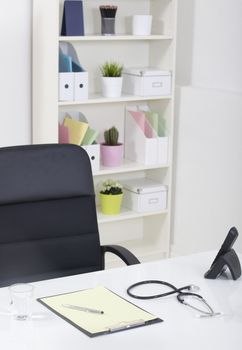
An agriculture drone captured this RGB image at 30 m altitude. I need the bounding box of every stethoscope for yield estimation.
[127,280,221,317]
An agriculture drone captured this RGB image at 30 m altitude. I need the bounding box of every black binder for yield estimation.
[61,0,85,36]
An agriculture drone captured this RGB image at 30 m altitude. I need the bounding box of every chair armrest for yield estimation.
[101,245,140,266]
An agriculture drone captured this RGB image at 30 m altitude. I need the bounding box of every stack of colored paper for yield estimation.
[58,112,99,146]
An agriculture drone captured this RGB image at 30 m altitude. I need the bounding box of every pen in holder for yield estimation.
[99,5,118,35]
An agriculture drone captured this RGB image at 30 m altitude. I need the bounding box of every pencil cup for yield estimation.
[9,283,34,321]
[132,15,153,36]
[101,17,115,35]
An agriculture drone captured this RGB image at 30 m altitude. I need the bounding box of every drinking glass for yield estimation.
[9,283,34,320]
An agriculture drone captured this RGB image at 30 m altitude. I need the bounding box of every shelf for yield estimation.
[97,206,168,224]
[123,244,168,263]
[33,0,177,265]
[104,247,167,268]
[59,34,173,42]
[93,159,169,176]
[59,94,172,106]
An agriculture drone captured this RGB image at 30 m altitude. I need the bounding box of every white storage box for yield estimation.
[81,144,100,173]
[122,178,167,213]
[123,68,171,96]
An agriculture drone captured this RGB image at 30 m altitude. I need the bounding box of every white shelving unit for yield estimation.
[58,94,172,106]
[59,35,173,41]
[33,0,177,265]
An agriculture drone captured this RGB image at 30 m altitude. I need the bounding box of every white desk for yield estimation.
[0,252,241,350]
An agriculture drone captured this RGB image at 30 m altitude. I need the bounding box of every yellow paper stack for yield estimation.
[63,117,88,145]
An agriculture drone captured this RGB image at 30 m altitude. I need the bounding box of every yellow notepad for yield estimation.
[63,117,88,145]
[38,286,162,337]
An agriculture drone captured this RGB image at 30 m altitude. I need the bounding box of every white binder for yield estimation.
[59,72,74,101]
[125,109,169,165]
[125,109,158,165]
[81,144,100,173]
[74,72,88,100]
[157,136,168,164]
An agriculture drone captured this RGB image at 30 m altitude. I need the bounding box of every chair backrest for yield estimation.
[0,144,102,287]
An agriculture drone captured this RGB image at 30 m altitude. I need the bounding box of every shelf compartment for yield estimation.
[93,159,169,176]
[123,244,168,263]
[97,206,168,224]
[59,94,172,106]
[59,35,173,42]
[104,248,167,268]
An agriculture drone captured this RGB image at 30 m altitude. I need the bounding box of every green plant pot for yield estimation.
[99,193,123,215]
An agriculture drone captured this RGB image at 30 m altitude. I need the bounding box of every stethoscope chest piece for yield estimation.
[177,292,217,317]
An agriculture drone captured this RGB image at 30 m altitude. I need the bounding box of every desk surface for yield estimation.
[0,252,241,350]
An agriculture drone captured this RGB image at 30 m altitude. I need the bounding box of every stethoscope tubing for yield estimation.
[127,280,198,300]
[127,279,217,317]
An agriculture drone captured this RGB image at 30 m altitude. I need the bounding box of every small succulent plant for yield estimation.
[104,126,119,145]
[100,179,123,195]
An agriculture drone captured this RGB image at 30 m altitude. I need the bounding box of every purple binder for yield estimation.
[61,0,85,36]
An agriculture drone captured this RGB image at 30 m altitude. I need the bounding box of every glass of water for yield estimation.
[9,283,34,320]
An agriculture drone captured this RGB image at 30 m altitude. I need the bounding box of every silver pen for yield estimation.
[62,303,104,314]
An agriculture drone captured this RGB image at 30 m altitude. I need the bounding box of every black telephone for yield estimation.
[204,227,241,280]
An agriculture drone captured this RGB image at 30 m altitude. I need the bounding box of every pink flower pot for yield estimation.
[100,144,124,167]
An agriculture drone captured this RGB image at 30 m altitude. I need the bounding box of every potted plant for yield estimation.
[100,126,123,167]
[100,61,123,98]
[99,179,123,215]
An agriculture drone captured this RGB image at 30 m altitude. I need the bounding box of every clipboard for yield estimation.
[37,286,163,337]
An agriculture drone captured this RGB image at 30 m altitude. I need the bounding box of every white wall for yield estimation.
[173,87,242,253]
[176,0,242,92]
[191,0,242,93]
[173,0,242,254]
[0,0,31,147]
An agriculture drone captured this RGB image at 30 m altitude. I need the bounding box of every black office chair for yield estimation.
[0,144,139,287]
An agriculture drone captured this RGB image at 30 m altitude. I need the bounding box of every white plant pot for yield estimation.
[101,77,123,98]
[132,15,153,36]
